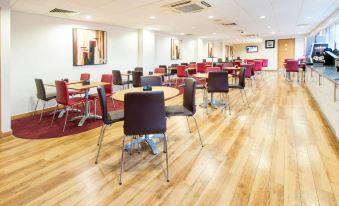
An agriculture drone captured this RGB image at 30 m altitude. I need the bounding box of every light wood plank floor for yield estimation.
[1,72,339,206]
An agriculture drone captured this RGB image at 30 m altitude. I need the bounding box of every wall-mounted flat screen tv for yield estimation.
[246,46,258,53]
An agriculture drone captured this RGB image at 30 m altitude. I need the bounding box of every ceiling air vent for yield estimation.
[49,8,80,17]
[221,22,237,26]
[162,0,211,13]
[185,33,194,36]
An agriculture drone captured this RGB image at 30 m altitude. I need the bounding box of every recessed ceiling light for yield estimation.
[180,33,185,35]
[212,32,216,35]
[208,15,214,19]
[192,26,195,29]
[267,25,271,29]
[271,31,276,34]
[260,15,266,19]
[146,27,154,30]
[149,16,156,19]
[85,16,92,19]
[307,16,312,19]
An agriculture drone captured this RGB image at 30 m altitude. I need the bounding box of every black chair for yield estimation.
[134,67,143,74]
[120,91,169,184]
[189,62,196,64]
[95,86,124,164]
[207,71,231,115]
[202,59,206,62]
[140,76,162,86]
[229,68,250,108]
[181,63,188,66]
[218,58,223,63]
[132,71,143,87]
[33,79,56,121]
[112,70,129,89]
[165,78,203,147]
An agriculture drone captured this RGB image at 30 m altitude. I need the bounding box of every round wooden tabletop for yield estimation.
[224,67,241,70]
[145,73,164,76]
[112,86,180,102]
[193,73,208,79]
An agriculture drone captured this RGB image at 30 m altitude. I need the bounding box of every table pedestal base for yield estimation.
[124,134,164,155]
[70,113,102,126]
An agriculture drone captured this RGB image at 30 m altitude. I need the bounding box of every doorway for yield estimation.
[278,38,295,69]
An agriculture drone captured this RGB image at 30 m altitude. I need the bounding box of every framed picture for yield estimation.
[73,28,107,66]
[265,40,275,49]
[208,43,214,57]
[246,46,258,53]
[171,39,182,60]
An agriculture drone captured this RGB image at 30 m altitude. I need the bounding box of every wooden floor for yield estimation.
[1,72,339,206]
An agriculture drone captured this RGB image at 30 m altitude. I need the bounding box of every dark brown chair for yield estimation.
[33,79,56,121]
[112,70,129,89]
[95,86,124,164]
[170,64,178,75]
[134,67,143,74]
[229,67,249,108]
[120,91,169,184]
[132,71,143,87]
[140,76,162,86]
[207,71,231,115]
[165,78,203,147]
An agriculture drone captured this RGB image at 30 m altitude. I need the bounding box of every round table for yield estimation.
[112,86,180,102]
[112,86,180,155]
[193,73,208,79]
[223,67,241,71]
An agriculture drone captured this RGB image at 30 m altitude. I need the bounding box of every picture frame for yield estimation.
[265,40,275,49]
[208,43,214,57]
[171,39,182,60]
[73,28,107,66]
[246,46,258,53]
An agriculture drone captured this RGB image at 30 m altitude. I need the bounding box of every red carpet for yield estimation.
[12,86,184,139]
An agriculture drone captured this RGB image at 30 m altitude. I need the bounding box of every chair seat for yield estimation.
[68,97,86,106]
[229,84,243,89]
[165,105,193,117]
[44,92,56,100]
[89,93,112,100]
[107,110,124,123]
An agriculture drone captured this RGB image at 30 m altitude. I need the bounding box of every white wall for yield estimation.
[231,36,305,70]
[11,12,138,116]
[154,32,198,67]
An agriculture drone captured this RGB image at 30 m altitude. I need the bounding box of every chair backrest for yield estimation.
[80,73,90,81]
[132,71,143,87]
[55,80,70,105]
[207,71,229,93]
[240,64,253,78]
[97,86,110,125]
[196,63,206,73]
[254,60,263,71]
[159,65,167,69]
[35,79,47,100]
[112,70,122,85]
[101,74,113,95]
[154,67,166,74]
[206,67,221,73]
[205,62,212,66]
[286,60,299,72]
[238,67,246,88]
[233,61,241,67]
[171,64,178,68]
[181,63,188,66]
[262,59,268,67]
[183,78,197,115]
[134,67,143,74]
[202,59,206,62]
[177,65,187,77]
[124,91,166,135]
[140,76,162,86]
[189,62,196,64]
[188,63,197,69]
[245,59,254,64]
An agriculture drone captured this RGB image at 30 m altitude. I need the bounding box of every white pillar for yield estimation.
[0,0,11,136]
[137,29,155,73]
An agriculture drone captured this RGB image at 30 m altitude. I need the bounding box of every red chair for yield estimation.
[285,60,300,81]
[233,61,241,67]
[245,59,254,64]
[205,62,212,67]
[70,73,91,96]
[80,73,90,80]
[262,59,268,67]
[240,64,255,88]
[187,63,197,75]
[176,65,187,86]
[154,67,166,81]
[89,74,114,114]
[197,63,206,73]
[51,80,86,132]
[253,60,264,79]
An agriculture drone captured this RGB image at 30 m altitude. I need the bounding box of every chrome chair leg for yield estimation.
[50,104,59,127]
[62,109,69,132]
[39,101,46,122]
[97,125,105,146]
[186,117,191,133]
[33,99,40,118]
[192,116,204,147]
[137,136,141,154]
[227,94,231,115]
[119,136,127,185]
[95,125,107,164]
[243,89,250,108]
[163,133,169,182]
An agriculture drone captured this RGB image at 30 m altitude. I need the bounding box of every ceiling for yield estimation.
[10,0,339,42]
